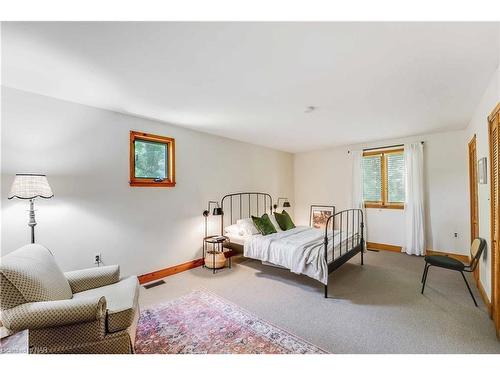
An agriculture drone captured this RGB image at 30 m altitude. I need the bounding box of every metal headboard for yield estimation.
[220,192,273,234]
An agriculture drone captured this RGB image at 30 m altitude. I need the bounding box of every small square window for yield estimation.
[134,140,167,179]
[130,131,175,187]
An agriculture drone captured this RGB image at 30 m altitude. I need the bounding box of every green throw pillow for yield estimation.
[274,210,296,231]
[251,214,277,236]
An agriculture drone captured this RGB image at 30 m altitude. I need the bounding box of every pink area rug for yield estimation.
[135,290,327,354]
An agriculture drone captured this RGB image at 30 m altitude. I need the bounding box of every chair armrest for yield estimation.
[65,265,120,293]
[1,296,106,331]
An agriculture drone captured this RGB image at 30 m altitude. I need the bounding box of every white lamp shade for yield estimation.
[8,174,54,200]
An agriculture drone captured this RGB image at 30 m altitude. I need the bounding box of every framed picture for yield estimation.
[478,157,487,184]
[309,205,335,229]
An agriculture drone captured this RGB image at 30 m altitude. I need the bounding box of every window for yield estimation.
[363,148,404,209]
[129,131,175,187]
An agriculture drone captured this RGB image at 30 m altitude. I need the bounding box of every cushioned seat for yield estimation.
[0,244,139,353]
[73,275,139,333]
[424,255,464,271]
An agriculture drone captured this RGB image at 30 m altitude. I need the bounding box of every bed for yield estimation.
[219,192,365,298]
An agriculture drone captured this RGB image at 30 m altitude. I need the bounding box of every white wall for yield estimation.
[294,129,470,255]
[0,87,294,276]
[464,65,500,300]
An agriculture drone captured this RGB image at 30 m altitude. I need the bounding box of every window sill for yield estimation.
[129,180,176,188]
[364,203,404,210]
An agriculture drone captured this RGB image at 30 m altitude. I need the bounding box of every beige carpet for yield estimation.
[139,251,500,353]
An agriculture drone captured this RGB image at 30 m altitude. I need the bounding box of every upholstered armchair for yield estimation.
[0,244,139,354]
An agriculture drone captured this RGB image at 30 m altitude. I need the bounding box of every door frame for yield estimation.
[488,102,500,337]
[468,134,479,281]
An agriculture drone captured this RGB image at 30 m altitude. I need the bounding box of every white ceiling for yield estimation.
[2,22,499,153]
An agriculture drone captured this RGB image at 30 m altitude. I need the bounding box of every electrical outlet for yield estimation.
[454,232,458,238]
[94,253,102,265]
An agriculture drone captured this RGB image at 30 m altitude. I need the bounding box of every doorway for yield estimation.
[488,102,500,337]
[468,134,479,281]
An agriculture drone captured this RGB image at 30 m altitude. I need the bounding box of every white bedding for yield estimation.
[244,226,358,285]
[225,233,249,246]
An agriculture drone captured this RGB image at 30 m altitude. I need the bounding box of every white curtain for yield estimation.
[351,150,364,209]
[404,143,425,256]
[351,150,366,247]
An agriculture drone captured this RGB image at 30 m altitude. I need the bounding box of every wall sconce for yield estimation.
[203,201,223,238]
[273,197,291,211]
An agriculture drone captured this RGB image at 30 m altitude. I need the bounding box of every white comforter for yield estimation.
[244,226,354,285]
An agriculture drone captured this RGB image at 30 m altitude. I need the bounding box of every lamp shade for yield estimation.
[283,201,291,208]
[8,174,54,200]
[213,207,223,215]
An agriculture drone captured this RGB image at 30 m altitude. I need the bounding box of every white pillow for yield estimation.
[224,224,243,236]
[269,213,283,232]
[237,218,259,236]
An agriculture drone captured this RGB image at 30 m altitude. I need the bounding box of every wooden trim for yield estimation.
[138,258,204,284]
[367,242,402,252]
[129,181,176,187]
[425,249,470,264]
[477,278,492,317]
[468,134,479,282]
[363,148,404,157]
[129,130,176,188]
[488,101,500,122]
[365,202,404,210]
[138,249,238,285]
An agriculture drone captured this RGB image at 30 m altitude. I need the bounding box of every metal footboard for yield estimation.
[323,209,365,298]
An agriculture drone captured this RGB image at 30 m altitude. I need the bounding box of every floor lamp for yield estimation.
[8,173,54,244]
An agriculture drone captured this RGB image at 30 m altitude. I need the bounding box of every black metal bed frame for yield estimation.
[323,209,364,298]
[220,192,273,233]
[217,192,364,298]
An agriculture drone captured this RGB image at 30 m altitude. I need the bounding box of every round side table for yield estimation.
[203,235,231,274]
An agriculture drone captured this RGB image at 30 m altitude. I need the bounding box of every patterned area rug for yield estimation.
[135,290,327,354]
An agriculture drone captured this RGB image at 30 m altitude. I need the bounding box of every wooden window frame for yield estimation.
[363,148,404,210]
[129,130,176,188]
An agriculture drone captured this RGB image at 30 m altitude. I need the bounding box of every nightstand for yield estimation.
[203,235,231,274]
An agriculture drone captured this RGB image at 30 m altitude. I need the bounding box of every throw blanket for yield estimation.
[244,226,350,285]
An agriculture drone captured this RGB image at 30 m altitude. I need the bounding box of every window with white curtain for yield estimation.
[362,148,405,209]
